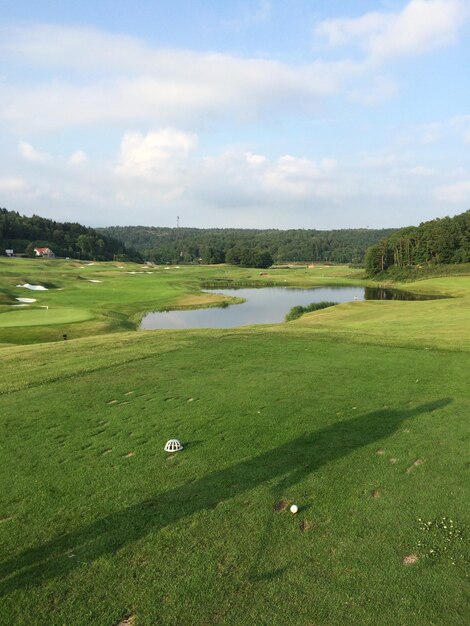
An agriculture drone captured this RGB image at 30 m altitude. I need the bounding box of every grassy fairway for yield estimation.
[1,331,469,625]
[288,275,470,351]
[0,258,364,344]
[0,261,469,625]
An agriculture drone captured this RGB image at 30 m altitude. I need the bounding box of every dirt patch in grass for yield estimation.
[376,448,385,455]
[389,457,398,463]
[273,499,289,512]
[371,490,381,498]
[115,616,136,626]
[402,554,419,565]
[124,452,135,458]
[300,519,312,531]
[407,459,425,473]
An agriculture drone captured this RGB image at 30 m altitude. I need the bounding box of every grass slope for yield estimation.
[1,329,469,625]
[0,261,469,625]
[291,276,470,351]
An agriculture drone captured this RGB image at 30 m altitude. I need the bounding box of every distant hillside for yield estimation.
[365,210,470,276]
[98,225,398,265]
[0,208,141,261]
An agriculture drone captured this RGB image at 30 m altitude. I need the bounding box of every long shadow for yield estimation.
[0,398,451,596]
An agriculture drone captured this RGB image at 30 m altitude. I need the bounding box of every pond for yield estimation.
[139,285,441,330]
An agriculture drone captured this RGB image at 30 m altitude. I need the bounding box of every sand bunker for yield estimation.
[15,297,37,303]
[16,283,48,291]
[87,279,102,283]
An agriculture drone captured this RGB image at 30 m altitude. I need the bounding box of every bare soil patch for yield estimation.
[115,616,136,626]
[407,459,425,473]
[402,554,419,565]
[273,499,289,512]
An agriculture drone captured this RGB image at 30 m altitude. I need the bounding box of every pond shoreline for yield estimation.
[139,285,445,331]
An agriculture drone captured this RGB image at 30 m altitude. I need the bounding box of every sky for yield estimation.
[0,0,469,230]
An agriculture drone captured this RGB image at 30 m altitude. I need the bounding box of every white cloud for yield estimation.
[0,176,26,192]
[450,114,470,144]
[435,179,470,202]
[420,122,443,144]
[4,130,462,229]
[116,129,198,179]
[18,140,51,163]
[315,0,467,64]
[0,24,364,132]
[411,115,470,145]
[68,150,88,166]
[245,152,267,166]
[401,165,435,176]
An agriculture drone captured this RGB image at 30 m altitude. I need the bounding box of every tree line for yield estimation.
[0,208,141,261]
[99,225,397,266]
[364,210,470,276]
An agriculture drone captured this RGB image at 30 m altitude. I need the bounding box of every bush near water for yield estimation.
[285,301,337,321]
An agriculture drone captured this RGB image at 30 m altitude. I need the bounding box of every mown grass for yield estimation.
[0,258,365,345]
[289,276,470,351]
[0,260,469,625]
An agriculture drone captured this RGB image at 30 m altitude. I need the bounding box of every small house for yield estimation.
[34,247,55,258]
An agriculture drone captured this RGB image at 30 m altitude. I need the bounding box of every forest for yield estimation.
[99,225,397,266]
[364,210,470,276]
[0,208,141,261]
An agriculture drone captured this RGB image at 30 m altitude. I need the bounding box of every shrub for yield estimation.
[285,301,337,322]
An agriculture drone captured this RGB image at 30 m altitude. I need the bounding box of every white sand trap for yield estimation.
[164,267,170,270]
[16,297,37,303]
[86,263,95,266]
[87,279,102,283]
[16,283,48,291]
[11,303,28,307]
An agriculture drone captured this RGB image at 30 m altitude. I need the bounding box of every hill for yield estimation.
[98,225,398,265]
[0,208,141,262]
[365,210,470,276]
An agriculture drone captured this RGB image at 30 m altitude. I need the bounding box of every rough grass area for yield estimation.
[1,328,469,626]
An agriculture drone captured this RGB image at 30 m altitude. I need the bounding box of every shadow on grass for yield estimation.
[0,398,451,596]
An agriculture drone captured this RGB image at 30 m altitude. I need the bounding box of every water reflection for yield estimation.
[365,287,440,301]
[140,285,442,331]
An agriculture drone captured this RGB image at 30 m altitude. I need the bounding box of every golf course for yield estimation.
[0,258,469,625]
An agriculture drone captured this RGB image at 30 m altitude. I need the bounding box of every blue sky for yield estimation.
[1,0,469,229]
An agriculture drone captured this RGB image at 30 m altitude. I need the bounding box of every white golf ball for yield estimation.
[290,504,298,514]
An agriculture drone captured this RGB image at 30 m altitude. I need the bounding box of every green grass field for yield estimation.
[0,259,469,625]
